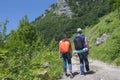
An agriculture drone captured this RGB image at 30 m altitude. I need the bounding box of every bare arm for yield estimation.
[85,37,89,48]
[85,37,90,54]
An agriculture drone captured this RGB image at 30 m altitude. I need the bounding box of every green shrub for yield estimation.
[87,10,120,65]
[114,57,120,66]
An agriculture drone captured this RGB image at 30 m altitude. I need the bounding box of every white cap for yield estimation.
[77,28,82,32]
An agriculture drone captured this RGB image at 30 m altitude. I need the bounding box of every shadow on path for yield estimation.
[85,70,96,75]
[72,72,79,77]
[72,70,95,77]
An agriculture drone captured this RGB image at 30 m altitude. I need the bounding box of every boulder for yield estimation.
[36,70,49,79]
[96,33,108,45]
[43,62,50,68]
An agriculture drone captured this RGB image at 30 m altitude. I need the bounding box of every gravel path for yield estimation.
[59,56,120,80]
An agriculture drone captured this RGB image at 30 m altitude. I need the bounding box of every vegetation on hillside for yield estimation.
[32,0,120,43]
[0,0,120,79]
[0,16,63,79]
[85,10,120,65]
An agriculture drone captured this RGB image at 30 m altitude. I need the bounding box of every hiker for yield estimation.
[59,34,73,78]
[73,28,90,75]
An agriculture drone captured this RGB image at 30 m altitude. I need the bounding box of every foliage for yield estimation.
[31,52,62,80]
[1,0,120,79]
[85,10,120,65]
[0,16,63,79]
[0,19,9,48]
[109,0,120,10]
[30,0,119,44]
[69,0,110,25]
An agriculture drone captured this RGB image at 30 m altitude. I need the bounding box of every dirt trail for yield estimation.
[59,56,120,80]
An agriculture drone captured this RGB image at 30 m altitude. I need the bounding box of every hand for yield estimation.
[59,56,62,60]
[87,50,90,55]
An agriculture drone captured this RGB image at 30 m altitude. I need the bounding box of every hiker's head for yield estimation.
[62,34,67,39]
[77,28,82,33]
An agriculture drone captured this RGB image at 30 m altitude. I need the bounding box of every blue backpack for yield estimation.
[74,35,85,50]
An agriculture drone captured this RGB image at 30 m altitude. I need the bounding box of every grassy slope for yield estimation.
[85,10,120,66]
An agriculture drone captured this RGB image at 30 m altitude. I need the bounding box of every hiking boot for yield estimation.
[85,70,91,74]
[86,68,90,72]
[69,72,73,78]
[80,72,85,76]
[65,73,69,77]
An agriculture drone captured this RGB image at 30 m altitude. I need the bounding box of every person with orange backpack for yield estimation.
[59,34,73,78]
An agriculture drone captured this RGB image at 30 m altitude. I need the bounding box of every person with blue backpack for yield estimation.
[73,28,90,75]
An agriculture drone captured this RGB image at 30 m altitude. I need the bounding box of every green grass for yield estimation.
[85,10,120,66]
[31,51,63,80]
[0,50,63,80]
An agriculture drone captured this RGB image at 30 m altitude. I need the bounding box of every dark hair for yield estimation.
[62,34,67,39]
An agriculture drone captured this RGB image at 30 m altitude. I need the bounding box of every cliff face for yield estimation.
[56,0,73,18]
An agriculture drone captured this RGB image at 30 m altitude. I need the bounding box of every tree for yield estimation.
[0,20,9,40]
[0,19,9,47]
[117,0,120,19]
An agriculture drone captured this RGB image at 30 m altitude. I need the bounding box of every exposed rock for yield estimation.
[43,62,50,68]
[36,70,49,78]
[2,78,13,80]
[56,0,73,18]
[96,33,108,45]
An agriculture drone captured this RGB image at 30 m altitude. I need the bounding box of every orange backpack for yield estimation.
[59,40,71,53]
